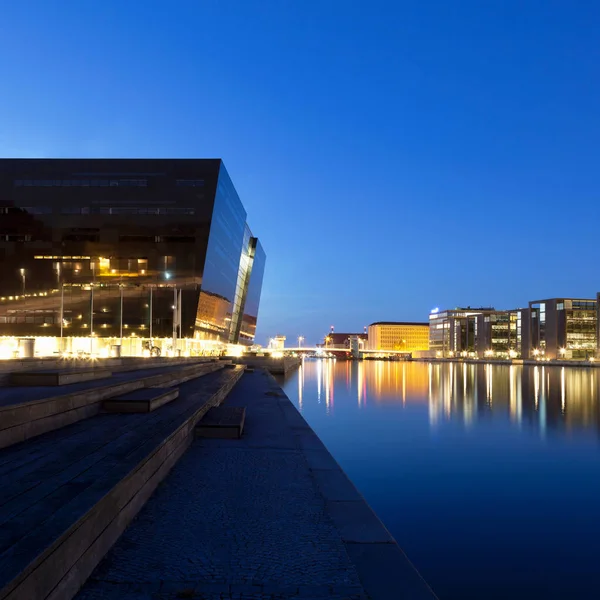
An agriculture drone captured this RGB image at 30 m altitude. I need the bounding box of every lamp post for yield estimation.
[89,284,94,356]
[298,335,304,348]
[149,285,153,345]
[19,268,25,295]
[119,284,124,348]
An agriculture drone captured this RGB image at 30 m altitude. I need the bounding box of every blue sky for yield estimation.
[1,1,599,345]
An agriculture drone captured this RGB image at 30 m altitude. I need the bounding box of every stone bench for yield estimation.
[196,405,246,439]
[0,361,226,450]
[103,388,180,413]
[10,368,112,387]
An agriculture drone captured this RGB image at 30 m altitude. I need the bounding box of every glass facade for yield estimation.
[239,239,266,345]
[194,164,247,342]
[526,298,597,359]
[429,308,496,357]
[0,159,265,356]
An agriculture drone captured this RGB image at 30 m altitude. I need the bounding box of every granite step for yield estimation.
[103,387,180,413]
[195,405,246,439]
[0,361,226,450]
[0,366,245,600]
[10,369,112,387]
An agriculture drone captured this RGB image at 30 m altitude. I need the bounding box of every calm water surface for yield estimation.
[281,359,600,600]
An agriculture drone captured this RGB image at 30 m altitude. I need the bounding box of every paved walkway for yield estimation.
[77,370,436,599]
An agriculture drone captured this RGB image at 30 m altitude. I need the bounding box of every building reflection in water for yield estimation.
[295,359,600,435]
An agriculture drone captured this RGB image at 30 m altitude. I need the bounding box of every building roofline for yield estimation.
[529,298,596,303]
[369,321,429,327]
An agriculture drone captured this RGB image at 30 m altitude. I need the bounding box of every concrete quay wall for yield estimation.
[415,357,600,368]
[231,355,302,374]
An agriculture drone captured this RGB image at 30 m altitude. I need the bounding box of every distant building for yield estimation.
[268,335,286,350]
[368,322,429,352]
[325,332,367,349]
[522,298,597,359]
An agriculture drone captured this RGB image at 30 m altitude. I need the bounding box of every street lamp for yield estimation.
[298,335,304,348]
[19,268,25,295]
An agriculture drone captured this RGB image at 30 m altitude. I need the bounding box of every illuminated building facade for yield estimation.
[523,298,597,360]
[0,159,265,356]
[428,308,496,357]
[474,309,522,358]
[368,322,429,353]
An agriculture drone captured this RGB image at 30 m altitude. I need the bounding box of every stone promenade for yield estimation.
[76,370,437,599]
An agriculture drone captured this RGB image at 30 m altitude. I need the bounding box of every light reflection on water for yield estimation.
[282,359,600,600]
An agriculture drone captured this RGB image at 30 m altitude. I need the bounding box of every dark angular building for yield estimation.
[0,159,266,356]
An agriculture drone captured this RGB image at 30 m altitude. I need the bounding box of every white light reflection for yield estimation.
[561,367,566,413]
[509,365,522,425]
[534,366,539,410]
[486,364,493,405]
[325,361,330,412]
[540,367,547,435]
[357,361,364,407]
[316,359,322,403]
[298,363,303,411]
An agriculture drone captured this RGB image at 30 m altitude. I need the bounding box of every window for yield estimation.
[21,207,53,214]
[119,235,155,243]
[62,233,99,242]
[88,206,195,215]
[60,207,91,214]
[14,179,148,187]
[160,236,195,243]
[176,179,204,187]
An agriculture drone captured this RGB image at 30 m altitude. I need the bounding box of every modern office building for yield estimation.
[474,309,522,358]
[0,159,266,357]
[428,307,496,356]
[522,298,597,359]
[368,322,429,353]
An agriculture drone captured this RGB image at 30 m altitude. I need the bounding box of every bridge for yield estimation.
[263,347,413,356]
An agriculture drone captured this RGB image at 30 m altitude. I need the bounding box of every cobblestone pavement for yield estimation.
[77,370,369,600]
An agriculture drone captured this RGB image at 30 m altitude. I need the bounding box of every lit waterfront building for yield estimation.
[324,332,368,350]
[428,308,496,357]
[0,159,266,357]
[474,309,522,358]
[522,298,597,360]
[367,321,429,353]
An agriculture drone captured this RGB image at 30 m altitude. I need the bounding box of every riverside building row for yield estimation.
[429,297,600,360]
[0,158,266,358]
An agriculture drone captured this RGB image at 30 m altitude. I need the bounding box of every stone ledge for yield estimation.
[0,362,226,449]
[103,387,180,413]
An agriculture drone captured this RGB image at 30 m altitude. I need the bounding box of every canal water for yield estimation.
[281,359,600,600]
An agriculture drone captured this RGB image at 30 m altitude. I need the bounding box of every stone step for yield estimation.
[0,361,226,450]
[0,366,245,600]
[103,387,180,413]
[10,369,112,387]
[195,405,246,439]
